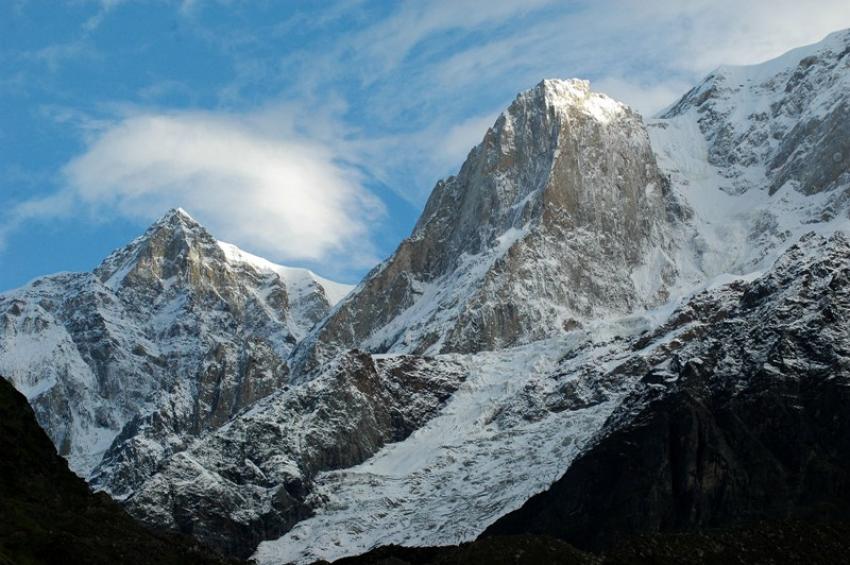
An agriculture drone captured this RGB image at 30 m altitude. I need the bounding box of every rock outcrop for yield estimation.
[125,352,465,558]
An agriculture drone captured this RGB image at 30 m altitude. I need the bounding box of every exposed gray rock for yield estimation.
[296,79,682,369]
[125,351,466,558]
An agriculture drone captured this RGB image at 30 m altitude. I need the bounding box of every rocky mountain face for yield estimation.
[0,375,233,565]
[125,353,465,558]
[119,78,689,561]
[253,30,850,563]
[485,232,850,546]
[0,208,351,482]
[296,79,684,368]
[662,30,850,199]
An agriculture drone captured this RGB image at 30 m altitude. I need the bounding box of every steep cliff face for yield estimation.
[0,208,351,481]
[254,31,850,563]
[486,232,850,547]
[298,79,682,365]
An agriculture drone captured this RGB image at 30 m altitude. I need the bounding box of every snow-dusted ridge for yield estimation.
[216,241,352,307]
[255,306,678,563]
[649,27,850,277]
[0,208,352,481]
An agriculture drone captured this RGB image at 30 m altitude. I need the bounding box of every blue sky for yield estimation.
[3,0,850,290]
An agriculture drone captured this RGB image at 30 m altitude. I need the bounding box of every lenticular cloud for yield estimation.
[64,112,383,265]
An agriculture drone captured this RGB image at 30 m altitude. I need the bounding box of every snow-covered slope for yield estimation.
[649,28,850,276]
[255,309,674,564]
[245,30,850,562]
[0,208,351,482]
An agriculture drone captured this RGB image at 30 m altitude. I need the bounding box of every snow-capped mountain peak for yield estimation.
[649,27,850,277]
[533,78,628,124]
[0,209,352,482]
[293,78,682,372]
[95,207,219,291]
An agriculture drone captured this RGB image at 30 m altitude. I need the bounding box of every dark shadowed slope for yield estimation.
[0,375,236,565]
[325,521,850,565]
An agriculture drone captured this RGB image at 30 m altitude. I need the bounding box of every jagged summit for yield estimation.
[523,78,628,123]
[0,209,352,479]
[170,206,196,220]
[95,208,219,291]
[135,207,204,244]
[150,206,198,225]
[293,77,682,368]
[94,209,350,315]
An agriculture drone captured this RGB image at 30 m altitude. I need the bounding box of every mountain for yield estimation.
[252,30,850,563]
[0,208,352,488]
[120,78,691,560]
[294,79,687,369]
[125,353,465,558]
[0,375,234,565]
[648,28,850,275]
[5,28,850,565]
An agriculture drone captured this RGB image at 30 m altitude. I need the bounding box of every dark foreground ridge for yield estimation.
[326,521,850,565]
[0,376,237,565]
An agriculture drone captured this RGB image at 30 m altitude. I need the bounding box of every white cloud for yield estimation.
[346,0,556,75]
[632,0,850,73]
[24,110,384,267]
[435,113,500,168]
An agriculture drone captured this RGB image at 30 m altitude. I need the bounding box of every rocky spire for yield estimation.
[295,79,682,366]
